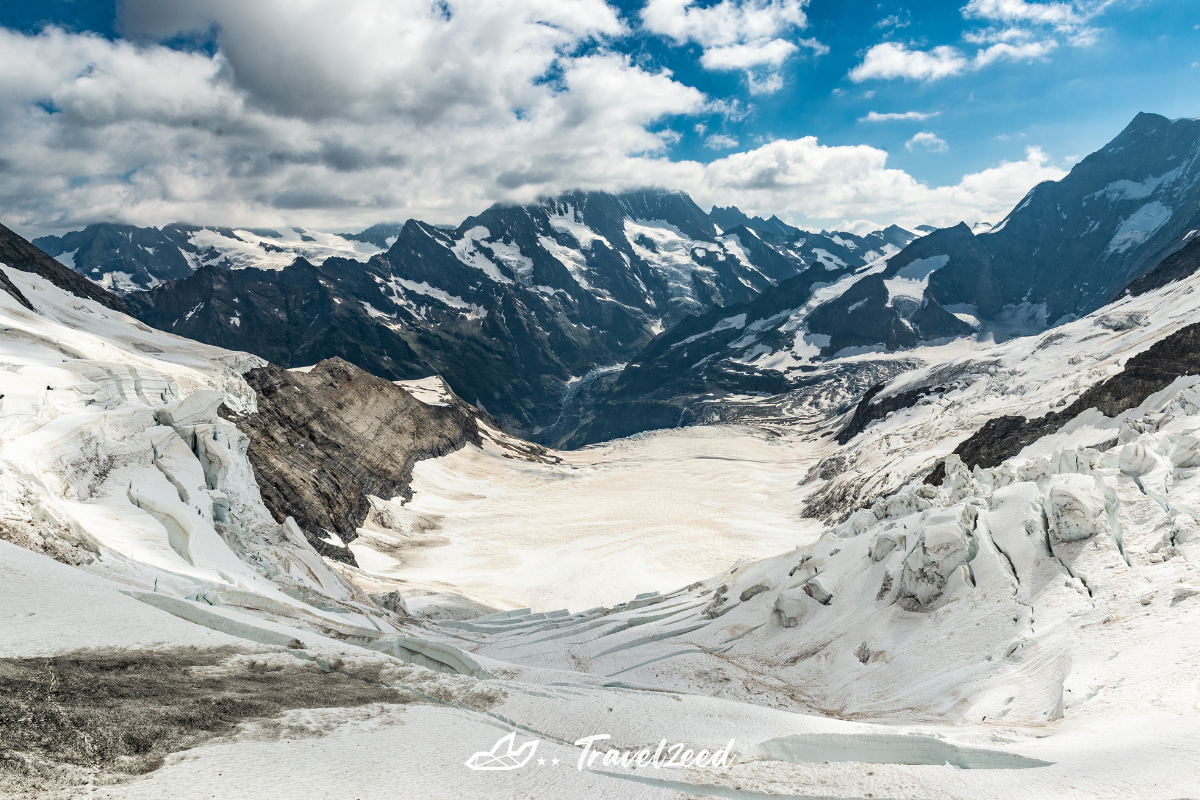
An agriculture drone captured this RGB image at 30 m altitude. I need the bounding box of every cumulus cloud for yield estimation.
[852,0,1108,82]
[906,131,949,152]
[796,37,830,56]
[963,0,1090,29]
[700,39,797,70]
[860,110,939,122]
[640,0,809,48]
[963,0,1110,47]
[641,0,812,94]
[0,4,708,232]
[850,36,1059,81]
[0,2,1068,238]
[849,43,969,81]
[974,38,1058,67]
[704,133,740,149]
[746,72,785,95]
[694,141,1066,229]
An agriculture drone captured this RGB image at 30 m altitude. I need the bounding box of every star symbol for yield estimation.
[537,758,545,766]
[551,757,560,765]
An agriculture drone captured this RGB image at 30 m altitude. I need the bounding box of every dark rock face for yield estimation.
[34,223,207,289]
[31,222,381,291]
[338,222,405,248]
[124,222,650,439]
[805,272,973,356]
[789,114,1200,368]
[457,189,780,321]
[221,358,485,564]
[0,263,33,311]
[939,321,1200,475]
[567,220,931,445]
[836,382,949,445]
[710,205,800,239]
[0,222,128,314]
[1122,234,1200,297]
[565,268,857,446]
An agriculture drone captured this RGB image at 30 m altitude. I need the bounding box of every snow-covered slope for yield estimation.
[349,426,815,611]
[305,250,1200,798]
[6,217,1200,798]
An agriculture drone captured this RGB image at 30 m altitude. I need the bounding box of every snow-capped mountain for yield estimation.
[49,190,909,442]
[572,113,1200,446]
[33,223,388,291]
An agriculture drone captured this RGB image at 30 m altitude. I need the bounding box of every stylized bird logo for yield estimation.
[464,731,539,771]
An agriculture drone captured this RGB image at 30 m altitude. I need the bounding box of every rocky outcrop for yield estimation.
[936,320,1200,476]
[221,358,487,564]
[836,382,952,445]
[1122,234,1200,298]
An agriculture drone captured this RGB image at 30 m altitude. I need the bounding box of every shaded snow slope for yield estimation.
[5,245,1200,797]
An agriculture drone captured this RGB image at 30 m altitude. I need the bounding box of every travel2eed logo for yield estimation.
[465,732,737,772]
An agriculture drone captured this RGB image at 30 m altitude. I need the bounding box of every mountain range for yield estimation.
[572,113,1200,444]
[24,112,1200,447]
[35,190,914,442]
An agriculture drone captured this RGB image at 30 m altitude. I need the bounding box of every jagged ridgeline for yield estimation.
[38,189,911,444]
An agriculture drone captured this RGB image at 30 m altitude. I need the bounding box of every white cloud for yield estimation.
[961,0,1106,30]
[906,131,949,152]
[860,110,939,122]
[700,39,797,70]
[708,98,752,122]
[640,0,809,47]
[963,0,1113,46]
[694,140,1066,229]
[704,134,740,149]
[746,72,784,95]
[849,43,969,81]
[0,3,1069,239]
[641,0,811,94]
[796,37,830,56]
[0,7,711,233]
[973,38,1058,67]
[874,14,910,30]
[850,36,1056,82]
[853,0,1106,83]
[831,218,887,235]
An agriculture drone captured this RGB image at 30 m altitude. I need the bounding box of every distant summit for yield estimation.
[709,205,800,239]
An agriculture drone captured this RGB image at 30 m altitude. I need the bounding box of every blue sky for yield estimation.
[0,1,1196,234]
[639,0,1200,185]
